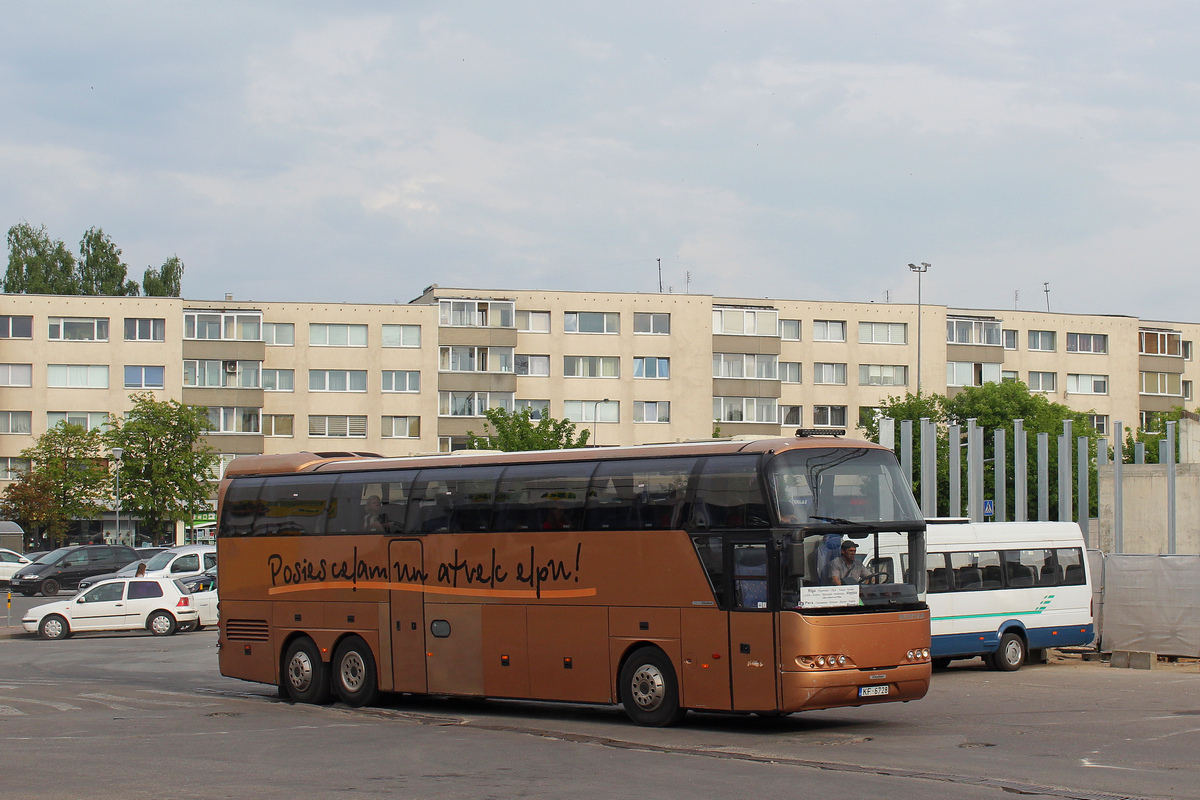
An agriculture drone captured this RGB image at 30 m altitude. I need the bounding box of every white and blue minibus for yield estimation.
[926,520,1094,671]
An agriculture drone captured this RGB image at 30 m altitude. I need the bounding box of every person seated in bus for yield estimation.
[827,540,868,586]
[542,504,570,531]
[362,495,389,533]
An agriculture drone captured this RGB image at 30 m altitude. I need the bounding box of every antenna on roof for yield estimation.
[657,258,662,293]
[1043,282,1051,312]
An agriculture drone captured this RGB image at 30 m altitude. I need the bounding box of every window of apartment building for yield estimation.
[515,355,550,376]
[309,370,368,392]
[713,397,778,423]
[184,360,259,388]
[440,299,514,328]
[565,311,620,334]
[1,457,29,480]
[1066,373,1108,395]
[813,405,848,427]
[0,315,33,339]
[309,323,367,347]
[1140,329,1182,356]
[780,362,802,383]
[633,357,670,379]
[262,369,295,392]
[1066,333,1107,354]
[263,414,294,437]
[1184,341,1194,360]
[946,317,1001,345]
[185,311,260,341]
[563,399,619,423]
[438,437,470,453]
[208,407,261,434]
[439,345,514,373]
[48,317,108,341]
[439,391,514,417]
[634,401,670,423]
[1140,411,1161,431]
[813,362,847,385]
[124,318,165,342]
[713,353,778,379]
[1028,371,1057,392]
[782,405,802,426]
[308,415,366,438]
[634,313,670,334]
[947,361,1001,387]
[813,320,846,342]
[47,411,108,431]
[124,365,165,389]
[382,370,420,392]
[382,324,420,348]
[262,322,294,346]
[0,411,32,434]
[712,307,778,336]
[858,321,906,344]
[1141,371,1182,396]
[859,364,907,386]
[1089,415,1108,436]
[47,364,108,388]
[516,399,550,420]
[1002,370,1019,383]
[1003,329,1017,350]
[516,310,551,333]
[1028,330,1056,352]
[564,355,619,378]
[779,319,801,341]
[0,364,33,387]
[1186,380,1194,401]
[382,416,421,438]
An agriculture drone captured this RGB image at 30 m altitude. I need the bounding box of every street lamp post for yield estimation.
[593,399,610,445]
[908,262,930,393]
[111,447,124,547]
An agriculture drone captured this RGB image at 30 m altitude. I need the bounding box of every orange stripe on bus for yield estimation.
[266,581,597,599]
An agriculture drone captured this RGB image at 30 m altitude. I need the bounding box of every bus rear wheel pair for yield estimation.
[282,636,380,707]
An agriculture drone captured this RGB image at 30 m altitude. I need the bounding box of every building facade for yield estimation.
[3,285,1199,490]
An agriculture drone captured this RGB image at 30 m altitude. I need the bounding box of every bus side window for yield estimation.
[494,461,596,532]
[733,544,768,609]
[326,471,415,534]
[927,553,951,593]
[689,455,768,530]
[1058,548,1086,585]
[253,476,333,536]
[586,458,695,531]
[691,535,726,607]
[444,467,503,533]
[219,478,264,537]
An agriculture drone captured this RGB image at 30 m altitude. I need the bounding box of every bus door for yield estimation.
[728,540,779,711]
[387,538,427,693]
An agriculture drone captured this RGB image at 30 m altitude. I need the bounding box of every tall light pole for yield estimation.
[908,263,930,393]
[593,399,610,445]
[111,447,125,546]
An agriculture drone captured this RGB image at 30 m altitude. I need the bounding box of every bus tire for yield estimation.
[991,632,1026,672]
[619,646,686,727]
[283,638,331,704]
[332,635,379,707]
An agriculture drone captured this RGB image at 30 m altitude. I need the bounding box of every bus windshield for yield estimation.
[766,447,926,613]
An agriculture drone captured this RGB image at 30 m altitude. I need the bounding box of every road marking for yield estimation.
[0,705,26,716]
[0,697,80,711]
[78,692,207,708]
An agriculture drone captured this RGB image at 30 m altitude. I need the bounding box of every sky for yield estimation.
[2,2,1199,320]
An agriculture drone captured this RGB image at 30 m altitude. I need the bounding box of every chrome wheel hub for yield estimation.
[289,651,314,691]
[340,651,366,692]
[630,664,666,711]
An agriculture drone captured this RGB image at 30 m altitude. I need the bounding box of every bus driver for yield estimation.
[827,540,867,586]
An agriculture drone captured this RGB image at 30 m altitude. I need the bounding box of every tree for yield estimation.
[103,394,218,544]
[465,406,591,451]
[142,254,184,297]
[4,222,78,294]
[78,226,139,296]
[0,422,110,545]
[1122,406,1189,464]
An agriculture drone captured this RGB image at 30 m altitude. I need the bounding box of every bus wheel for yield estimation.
[619,647,685,727]
[283,638,331,704]
[991,632,1026,672]
[332,635,379,707]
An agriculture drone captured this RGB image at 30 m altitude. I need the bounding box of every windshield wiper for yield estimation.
[809,515,855,525]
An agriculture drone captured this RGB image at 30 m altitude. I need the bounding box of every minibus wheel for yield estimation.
[991,632,1026,672]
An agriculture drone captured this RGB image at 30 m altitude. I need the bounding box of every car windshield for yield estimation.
[145,551,178,570]
[34,547,72,565]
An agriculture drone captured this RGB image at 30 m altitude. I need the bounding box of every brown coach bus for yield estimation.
[216,432,931,726]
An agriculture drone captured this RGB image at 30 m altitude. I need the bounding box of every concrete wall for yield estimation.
[1097,463,1200,554]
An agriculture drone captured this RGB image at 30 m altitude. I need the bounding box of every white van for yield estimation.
[926,520,1094,671]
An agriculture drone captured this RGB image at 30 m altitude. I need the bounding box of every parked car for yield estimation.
[77,545,216,592]
[21,576,199,639]
[135,547,169,560]
[179,569,218,631]
[0,547,32,584]
[9,545,139,597]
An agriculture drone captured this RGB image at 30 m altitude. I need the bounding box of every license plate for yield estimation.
[858,685,889,697]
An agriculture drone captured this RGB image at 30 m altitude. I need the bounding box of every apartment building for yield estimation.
[3,286,1199,490]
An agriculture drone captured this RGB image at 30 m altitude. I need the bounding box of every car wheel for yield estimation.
[990,632,1026,672]
[619,646,686,727]
[283,638,330,704]
[40,579,59,597]
[39,614,70,640]
[332,635,380,707]
[147,611,177,636]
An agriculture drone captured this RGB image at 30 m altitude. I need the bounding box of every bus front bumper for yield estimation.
[780,662,931,712]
